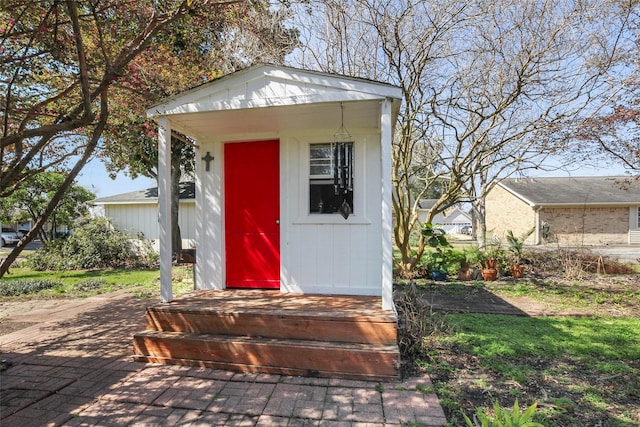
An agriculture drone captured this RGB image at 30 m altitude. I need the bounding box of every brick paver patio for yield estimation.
[0,291,446,426]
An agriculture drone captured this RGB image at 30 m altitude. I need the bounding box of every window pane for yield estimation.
[310,144,333,177]
[309,142,354,215]
[310,159,332,176]
[310,182,354,213]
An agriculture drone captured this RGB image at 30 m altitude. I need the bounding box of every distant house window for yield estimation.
[637,207,640,228]
[309,143,354,214]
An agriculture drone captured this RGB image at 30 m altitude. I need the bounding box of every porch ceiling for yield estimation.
[165,100,383,140]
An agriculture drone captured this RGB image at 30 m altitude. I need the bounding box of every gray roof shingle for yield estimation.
[498,176,640,206]
[92,181,195,204]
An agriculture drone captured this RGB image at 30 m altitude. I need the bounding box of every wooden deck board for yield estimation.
[159,290,391,314]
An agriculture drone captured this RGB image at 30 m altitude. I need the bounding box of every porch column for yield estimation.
[380,99,394,311]
[158,117,173,302]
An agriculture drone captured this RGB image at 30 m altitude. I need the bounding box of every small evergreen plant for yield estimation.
[463,400,544,427]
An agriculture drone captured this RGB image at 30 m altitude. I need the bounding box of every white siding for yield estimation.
[104,202,196,249]
[280,133,382,296]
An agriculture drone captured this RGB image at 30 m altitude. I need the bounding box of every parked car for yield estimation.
[460,225,473,235]
[1,227,22,246]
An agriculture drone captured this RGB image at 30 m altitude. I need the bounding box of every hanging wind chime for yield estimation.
[333,103,353,219]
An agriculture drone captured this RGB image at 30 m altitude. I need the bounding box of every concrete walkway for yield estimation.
[0,292,446,426]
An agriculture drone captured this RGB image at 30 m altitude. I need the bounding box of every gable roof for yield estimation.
[146,64,403,139]
[92,182,195,205]
[418,199,437,210]
[497,176,640,207]
[442,208,472,223]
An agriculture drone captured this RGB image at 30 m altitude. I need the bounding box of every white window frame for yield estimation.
[294,139,371,225]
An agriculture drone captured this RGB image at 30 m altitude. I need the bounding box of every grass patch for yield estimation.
[0,266,194,299]
[443,314,640,369]
[430,313,640,426]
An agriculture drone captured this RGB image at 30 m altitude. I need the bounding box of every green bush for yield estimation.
[0,279,60,296]
[74,279,107,291]
[27,217,158,271]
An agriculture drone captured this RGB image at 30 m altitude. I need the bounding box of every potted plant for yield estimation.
[480,241,504,281]
[457,247,476,281]
[423,248,452,281]
[505,228,534,278]
[421,223,452,281]
[481,257,499,281]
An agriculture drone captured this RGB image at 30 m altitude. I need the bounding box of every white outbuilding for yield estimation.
[148,64,402,310]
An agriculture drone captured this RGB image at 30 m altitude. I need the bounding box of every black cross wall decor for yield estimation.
[202,152,214,172]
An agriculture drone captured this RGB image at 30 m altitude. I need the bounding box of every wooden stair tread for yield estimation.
[135,330,399,351]
[144,309,398,345]
[147,305,397,322]
[134,330,400,381]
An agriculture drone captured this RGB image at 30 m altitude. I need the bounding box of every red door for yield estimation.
[224,140,280,289]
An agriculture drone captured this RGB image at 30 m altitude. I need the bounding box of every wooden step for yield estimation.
[133,331,400,382]
[145,306,398,345]
[134,291,400,381]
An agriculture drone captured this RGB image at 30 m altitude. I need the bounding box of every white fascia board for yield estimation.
[535,202,638,208]
[155,91,388,118]
[92,201,157,206]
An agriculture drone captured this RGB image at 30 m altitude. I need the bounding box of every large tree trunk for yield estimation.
[152,137,186,257]
[170,161,183,254]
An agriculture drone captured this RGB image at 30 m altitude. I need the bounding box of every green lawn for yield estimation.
[0,266,194,299]
[444,313,640,377]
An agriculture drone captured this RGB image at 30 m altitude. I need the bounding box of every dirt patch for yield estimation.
[419,273,640,318]
[0,321,37,335]
[0,291,140,336]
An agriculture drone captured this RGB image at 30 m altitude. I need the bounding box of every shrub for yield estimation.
[395,283,452,376]
[24,240,67,271]
[74,279,107,291]
[27,217,158,271]
[0,279,60,296]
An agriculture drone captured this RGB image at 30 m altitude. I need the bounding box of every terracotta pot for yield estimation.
[482,268,498,281]
[510,264,525,278]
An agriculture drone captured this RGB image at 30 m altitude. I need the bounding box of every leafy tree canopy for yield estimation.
[0,0,289,277]
[0,171,94,240]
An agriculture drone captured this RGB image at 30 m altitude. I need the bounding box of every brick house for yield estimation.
[485,176,640,246]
